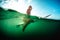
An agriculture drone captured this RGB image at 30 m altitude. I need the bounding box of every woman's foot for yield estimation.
[16,24,24,28]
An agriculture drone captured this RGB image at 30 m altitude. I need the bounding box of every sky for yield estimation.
[0,0,60,20]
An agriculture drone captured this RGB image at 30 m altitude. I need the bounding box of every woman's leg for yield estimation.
[23,19,30,32]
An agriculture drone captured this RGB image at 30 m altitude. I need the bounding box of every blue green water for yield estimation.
[0,7,60,38]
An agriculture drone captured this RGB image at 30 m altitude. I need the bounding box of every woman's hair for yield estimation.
[28,5,32,10]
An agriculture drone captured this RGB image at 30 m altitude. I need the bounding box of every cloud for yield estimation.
[27,0,32,3]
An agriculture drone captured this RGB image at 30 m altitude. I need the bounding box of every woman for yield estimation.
[17,5,33,32]
[22,5,32,32]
